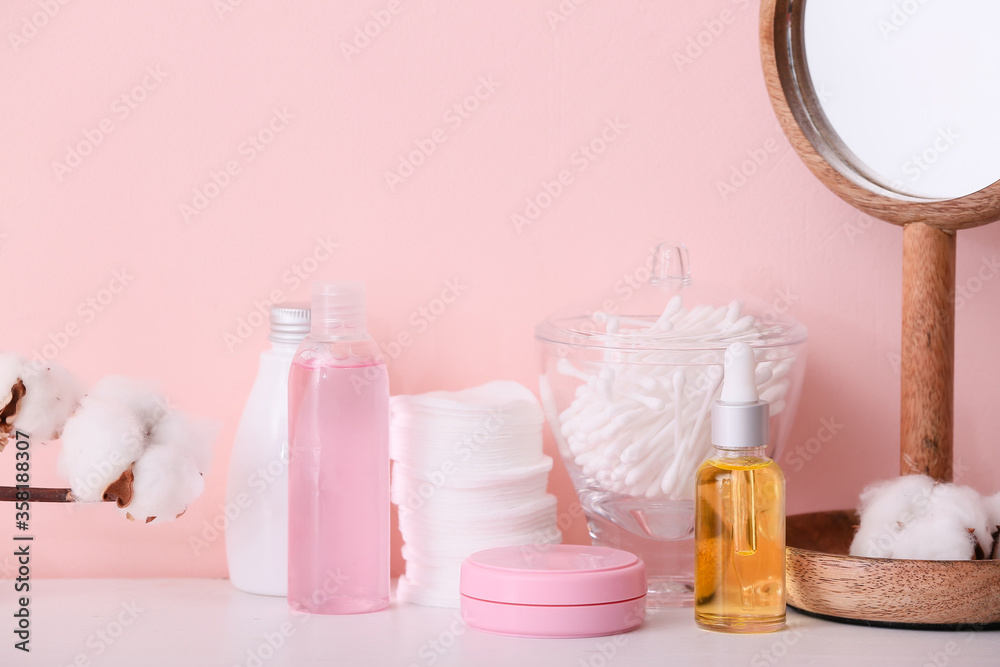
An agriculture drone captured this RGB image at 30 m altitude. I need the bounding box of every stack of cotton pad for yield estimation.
[391,381,560,607]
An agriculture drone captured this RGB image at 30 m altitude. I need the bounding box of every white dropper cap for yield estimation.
[710,342,769,448]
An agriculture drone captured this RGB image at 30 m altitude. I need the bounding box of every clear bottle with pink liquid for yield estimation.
[287,282,389,614]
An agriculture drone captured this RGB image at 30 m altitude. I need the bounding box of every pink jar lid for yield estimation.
[460,545,646,638]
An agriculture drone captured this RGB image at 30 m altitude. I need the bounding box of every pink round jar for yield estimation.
[460,544,646,638]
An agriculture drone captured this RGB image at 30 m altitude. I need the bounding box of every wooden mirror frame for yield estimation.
[760,0,1000,482]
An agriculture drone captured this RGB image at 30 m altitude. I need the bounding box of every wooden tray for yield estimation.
[786,510,1000,627]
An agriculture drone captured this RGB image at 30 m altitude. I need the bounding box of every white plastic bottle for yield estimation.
[226,304,310,596]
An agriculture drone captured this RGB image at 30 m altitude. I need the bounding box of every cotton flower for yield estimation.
[85,375,170,427]
[126,409,215,524]
[57,375,215,523]
[125,443,204,524]
[850,474,935,558]
[984,492,1000,530]
[58,395,147,502]
[850,475,995,560]
[0,352,83,450]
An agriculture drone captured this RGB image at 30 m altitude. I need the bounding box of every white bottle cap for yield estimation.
[710,342,769,448]
[269,304,311,344]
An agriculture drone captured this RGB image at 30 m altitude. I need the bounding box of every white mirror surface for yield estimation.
[804,0,1000,199]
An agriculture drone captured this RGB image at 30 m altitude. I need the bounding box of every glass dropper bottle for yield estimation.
[694,342,786,633]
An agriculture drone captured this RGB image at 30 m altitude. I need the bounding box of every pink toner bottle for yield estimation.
[287,282,389,614]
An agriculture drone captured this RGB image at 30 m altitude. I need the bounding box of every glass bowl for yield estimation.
[536,243,807,607]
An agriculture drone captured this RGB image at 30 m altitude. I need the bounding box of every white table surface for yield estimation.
[6,578,1000,666]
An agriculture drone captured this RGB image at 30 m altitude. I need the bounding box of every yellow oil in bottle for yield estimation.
[694,447,785,633]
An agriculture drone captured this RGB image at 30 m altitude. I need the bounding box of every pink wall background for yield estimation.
[2,0,999,579]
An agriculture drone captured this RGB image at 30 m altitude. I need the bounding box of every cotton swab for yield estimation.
[555,296,794,501]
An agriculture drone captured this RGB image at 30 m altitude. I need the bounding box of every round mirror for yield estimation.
[761,0,1000,484]
[761,0,1000,229]
[760,0,1000,627]
[803,0,1000,200]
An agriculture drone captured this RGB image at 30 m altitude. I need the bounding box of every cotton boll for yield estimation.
[12,361,84,440]
[858,474,937,521]
[0,353,24,400]
[891,513,978,560]
[985,492,1000,559]
[983,492,1000,531]
[850,475,936,558]
[0,353,27,450]
[125,444,205,524]
[891,484,991,560]
[54,370,214,522]
[0,352,83,446]
[88,376,169,430]
[149,410,216,474]
[925,483,994,558]
[851,475,994,560]
[58,397,147,502]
